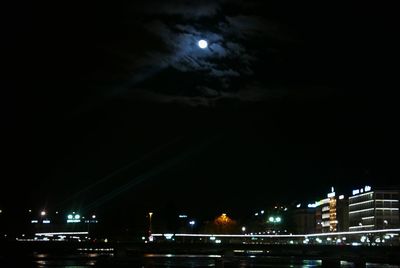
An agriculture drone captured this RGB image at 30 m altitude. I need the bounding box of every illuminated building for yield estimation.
[313,187,344,233]
[315,198,330,233]
[349,186,399,231]
[29,211,99,240]
[328,195,337,232]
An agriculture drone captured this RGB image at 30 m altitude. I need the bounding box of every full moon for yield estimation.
[198,40,208,49]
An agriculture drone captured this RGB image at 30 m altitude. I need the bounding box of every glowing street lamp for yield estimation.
[268,216,282,223]
[148,212,153,236]
[67,214,81,223]
[40,210,46,217]
[189,220,195,232]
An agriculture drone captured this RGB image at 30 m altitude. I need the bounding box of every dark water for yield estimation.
[2,253,399,267]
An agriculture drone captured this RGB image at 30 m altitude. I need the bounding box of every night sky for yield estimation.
[2,2,399,231]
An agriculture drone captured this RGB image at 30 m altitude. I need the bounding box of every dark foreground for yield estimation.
[1,253,400,268]
[1,241,400,267]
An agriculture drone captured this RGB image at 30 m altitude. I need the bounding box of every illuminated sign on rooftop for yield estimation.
[352,186,372,196]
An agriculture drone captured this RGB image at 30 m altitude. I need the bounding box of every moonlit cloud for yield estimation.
[103,0,292,106]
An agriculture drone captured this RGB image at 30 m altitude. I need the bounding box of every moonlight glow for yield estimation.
[198,40,208,49]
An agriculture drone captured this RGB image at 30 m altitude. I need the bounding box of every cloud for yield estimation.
[124,83,288,108]
[143,20,257,81]
[103,0,291,103]
[209,68,240,77]
[225,16,275,36]
[139,0,220,18]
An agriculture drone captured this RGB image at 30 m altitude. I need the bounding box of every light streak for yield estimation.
[152,228,400,239]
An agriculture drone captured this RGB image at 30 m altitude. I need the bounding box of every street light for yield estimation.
[40,210,46,216]
[148,212,153,237]
[189,220,195,232]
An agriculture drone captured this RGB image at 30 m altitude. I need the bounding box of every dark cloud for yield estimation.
[223,15,281,39]
[139,0,220,18]
[123,81,291,108]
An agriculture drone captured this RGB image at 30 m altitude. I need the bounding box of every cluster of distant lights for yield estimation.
[295,186,372,209]
[12,231,94,242]
[253,207,285,224]
[2,184,394,239]
[151,229,400,242]
[178,215,196,226]
[26,210,98,224]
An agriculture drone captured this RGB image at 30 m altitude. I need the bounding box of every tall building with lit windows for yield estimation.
[349,186,399,231]
[311,187,343,233]
[318,197,331,233]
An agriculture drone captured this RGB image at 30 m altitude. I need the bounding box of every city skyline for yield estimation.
[1,183,398,236]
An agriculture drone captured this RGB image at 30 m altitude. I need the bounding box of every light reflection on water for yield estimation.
[33,252,99,268]
[22,253,400,267]
[35,260,97,268]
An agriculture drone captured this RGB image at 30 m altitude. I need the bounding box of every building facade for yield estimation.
[292,207,316,234]
[312,187,348,233]
[336,195,349,232]
[317,197,332,233]
[349,186,399,231]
